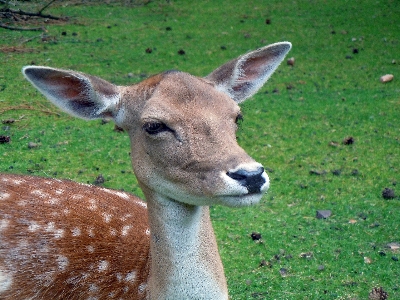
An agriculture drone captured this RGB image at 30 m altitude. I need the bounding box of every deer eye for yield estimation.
[143,122,172,135]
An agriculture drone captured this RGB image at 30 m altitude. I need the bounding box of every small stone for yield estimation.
[299,252,313,259]
[317,265,325,271]
[386,242,400,251]
[343,136,354,145]
[0,135,10,143]
[2,119,15,124]
[380,74,393,83]
[364,256,372,264]
[287,57,295,66]
[352,48,359,54]
[259,260,271,267]
[251,232,262,241]
[316,210,332,219]
[279,268,288,277]
[165,26,172,31]
[265,19,271,25]
[369,287,388,300]
[382,188,396,199]
[28,142,38,149]
[177,49,185,55]
[310,170,326,176]
[329,141,339,147]
[94,174,105,185]
[145,48,152,53]
[392,256,399,262]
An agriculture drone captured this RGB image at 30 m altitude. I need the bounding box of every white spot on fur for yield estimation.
[88,199,97,211]
[116,273,123,282]
[0,270,13,292]
[120,214,132,221]
[98,260,109,272]
[12,179,24,185]
[63,209,70,215]
[121,225,131,236]
[72,194,84,200]
[88,227,95,238]
[0,219,9,231]
[71,227,81,237]
[145,228,150,235]
[55,228,64,238]
[31,189,49,198]
[28,221,40,232]
[45,222,64,238]
[46,222,56,232]
[0,192,10,200]
[138,283,147,294]
[88,283,99,292]
[55,189,64,195]
[102,213,112,223]
[47,197,60,205]
[17,200,27,206]
[110,228,117,236]
[57,255,69,271]
[87,245,95,253]
[125,271,136,283]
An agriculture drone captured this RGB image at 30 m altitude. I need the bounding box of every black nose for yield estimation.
[226,167,265,194]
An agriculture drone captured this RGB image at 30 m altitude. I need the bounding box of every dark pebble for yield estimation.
[316,210,332,219]
[382,188,396,199]
[251,232,262,241]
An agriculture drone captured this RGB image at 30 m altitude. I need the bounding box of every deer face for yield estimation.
[124,71,269,207]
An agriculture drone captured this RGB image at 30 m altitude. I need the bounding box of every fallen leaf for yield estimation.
[364,257,372,264]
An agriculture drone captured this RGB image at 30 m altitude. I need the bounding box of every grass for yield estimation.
[1,0,399,299]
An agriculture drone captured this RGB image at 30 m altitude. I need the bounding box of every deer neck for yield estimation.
[142,188,228,300]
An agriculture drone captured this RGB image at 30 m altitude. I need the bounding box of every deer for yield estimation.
[0,41,291,299]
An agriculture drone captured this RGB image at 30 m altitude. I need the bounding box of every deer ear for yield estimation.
[205,42,292,103]
[22,66,121,121]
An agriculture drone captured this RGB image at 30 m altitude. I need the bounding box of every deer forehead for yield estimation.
[139,72,240,123]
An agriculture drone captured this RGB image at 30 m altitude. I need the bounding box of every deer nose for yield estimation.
[226,167,266,194]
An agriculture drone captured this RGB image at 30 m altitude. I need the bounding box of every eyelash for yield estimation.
[143,122,172,135]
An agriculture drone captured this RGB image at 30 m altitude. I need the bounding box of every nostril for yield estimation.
[227,167,264,180]
[226,170,248,181]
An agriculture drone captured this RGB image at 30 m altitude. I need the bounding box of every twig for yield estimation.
[20,34,42,44]
[0,23,44,31]
[38,0,58,15]
[3,7,63,20]
[0,103,60,116]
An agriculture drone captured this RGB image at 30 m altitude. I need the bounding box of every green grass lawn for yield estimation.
[1,0,399,299]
